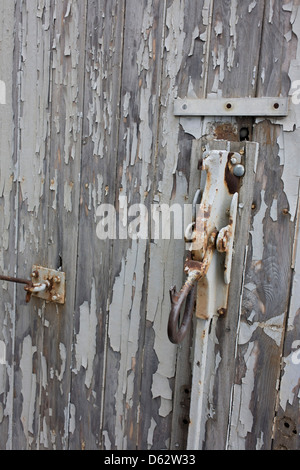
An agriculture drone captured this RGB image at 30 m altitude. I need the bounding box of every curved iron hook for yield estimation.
[168,271,199,344]
[168,230,218,344]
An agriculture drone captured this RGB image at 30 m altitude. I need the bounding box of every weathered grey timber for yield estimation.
[0,0,299,451]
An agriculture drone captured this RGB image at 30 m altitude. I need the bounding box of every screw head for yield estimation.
[231,156,238,165]
[233,164,245,177]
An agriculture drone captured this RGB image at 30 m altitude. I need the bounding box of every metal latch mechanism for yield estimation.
[0,266,66,304]
[168,148,244,344]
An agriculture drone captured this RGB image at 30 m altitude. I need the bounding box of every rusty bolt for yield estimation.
[53,276,61,284]
[218,308,227,316]
[31,271,39,279]
[282,208,289,215]
[52,294,61,302]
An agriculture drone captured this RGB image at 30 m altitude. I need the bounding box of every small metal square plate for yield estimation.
[31,266,66,305]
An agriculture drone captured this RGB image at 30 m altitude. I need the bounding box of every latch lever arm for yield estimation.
[168,231,217,344]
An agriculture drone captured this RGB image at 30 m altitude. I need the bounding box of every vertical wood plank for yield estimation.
[0,0,17,450]
[186,0,266,450]
[272,191,300,450]
[69,0,125,450]
[140,0,209,450]
[12,0,53,449]
[39,0,88,449]
[227,0,297,450]
[101,0,167,450]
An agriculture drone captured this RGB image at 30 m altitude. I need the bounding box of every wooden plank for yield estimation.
[139,0,214,450]
[184,0,266,450]
[272,189,300,450]
[38,0,88,449]
[68,0,125,450]
[206,0,265,98]
[0,0,17,450]
[100,0,167,450]
[11,0,53,449]
[271,1,300,451]
[226,1,298,450]
[187,140,258,450]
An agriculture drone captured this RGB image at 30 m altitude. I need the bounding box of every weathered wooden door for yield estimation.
[0,0,299,451]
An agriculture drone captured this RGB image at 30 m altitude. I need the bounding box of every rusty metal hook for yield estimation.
[168,271,199,344]
[168,230,217,344]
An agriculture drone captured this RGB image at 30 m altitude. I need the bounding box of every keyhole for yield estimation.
[240,127,250,141]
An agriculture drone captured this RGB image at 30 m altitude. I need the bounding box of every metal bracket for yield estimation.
[168,145,247,343]
[31,266,66,305]
[174,97,289,117]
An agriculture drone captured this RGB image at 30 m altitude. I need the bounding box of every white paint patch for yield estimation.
[108,240,147,447]
[228,342,258,449]
[0,341,6,365]
[0,80,6,104]
[56,343,67,383]
[270,198,278,222]
[20,335,37,438]
[251,190,267,261]
[239,314,285,347]
[248,1,257,13]
[280,351,300,410]
[75,279,98,388]
[64,181,73,212]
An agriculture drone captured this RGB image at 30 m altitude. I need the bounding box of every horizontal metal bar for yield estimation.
[174,97,289,117]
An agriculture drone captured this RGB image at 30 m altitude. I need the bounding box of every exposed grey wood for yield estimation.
[0,0,299,451]
[101,0,167,450]
[40,0,88,450]
[69,0,125,450]
[12,0,53,449]
[227,0,298,449]
[190,0,266,450]
[0,0,17,450]
[272,193,300,450]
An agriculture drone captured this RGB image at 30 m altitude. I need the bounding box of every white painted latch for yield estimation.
[174,97,289,117]
[168,146,247,344]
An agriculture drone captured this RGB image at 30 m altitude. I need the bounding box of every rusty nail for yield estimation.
[218,308,227,316]
[31,271,39,279]
[53,276,61,284]
[282,208,289,215]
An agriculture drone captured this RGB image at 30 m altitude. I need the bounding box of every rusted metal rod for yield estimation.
[168,273,199,344]
[0,274,33,287]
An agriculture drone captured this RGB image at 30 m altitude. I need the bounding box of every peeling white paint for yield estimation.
[20,336,37,439]
[248,1,257,14]
[75,280,98,389]
[239,313,285,347]
[228,342,259,450]
[0,80,5,104]
[64,181,73,213]
[270,198,278,222]
[108,240,147,447]
[279,351,300,410]
[251,190,267,262]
